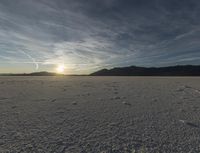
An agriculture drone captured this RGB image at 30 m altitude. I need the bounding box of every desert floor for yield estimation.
[0,77,200,153]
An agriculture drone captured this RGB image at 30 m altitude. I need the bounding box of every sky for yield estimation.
[0,0,200,74]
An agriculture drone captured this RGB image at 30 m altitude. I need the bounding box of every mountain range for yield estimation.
[0,71,62,76]
[90,65,200,76]
[1,65,200,76]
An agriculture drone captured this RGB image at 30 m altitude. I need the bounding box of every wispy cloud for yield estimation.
[20,51,39,70]
[0,0,200,73]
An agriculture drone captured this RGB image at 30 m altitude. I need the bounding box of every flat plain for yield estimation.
[0,76,200,153]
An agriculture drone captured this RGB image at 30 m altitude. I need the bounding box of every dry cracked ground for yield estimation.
[0,77,200,153]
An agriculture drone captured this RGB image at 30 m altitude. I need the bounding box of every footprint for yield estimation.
[51,99,57,102]
[11,106,17,109]
[72,101,77,105]
[0,97,8,101]
[179,120,199,128]
[122,101,131,106]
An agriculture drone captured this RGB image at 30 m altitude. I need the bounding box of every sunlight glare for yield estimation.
[56,64,65,73]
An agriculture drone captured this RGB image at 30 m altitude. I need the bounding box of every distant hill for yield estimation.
[90,65,200,76]
[0,71,63,76]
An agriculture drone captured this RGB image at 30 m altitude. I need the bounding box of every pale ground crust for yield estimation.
[0,76,200,153]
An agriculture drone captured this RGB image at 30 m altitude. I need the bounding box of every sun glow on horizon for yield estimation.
[56,64,65,74]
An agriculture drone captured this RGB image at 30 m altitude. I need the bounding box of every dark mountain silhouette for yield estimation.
[90,65,200,76]
[1,65,200,76]
[0,71,63,76]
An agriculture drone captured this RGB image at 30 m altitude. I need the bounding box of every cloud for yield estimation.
[20,51,39,70]
[0,0,200,73]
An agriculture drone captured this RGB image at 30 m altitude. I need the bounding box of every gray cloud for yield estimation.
[0,0,200,73]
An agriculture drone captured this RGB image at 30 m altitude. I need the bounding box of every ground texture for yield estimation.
[0,77,200,153]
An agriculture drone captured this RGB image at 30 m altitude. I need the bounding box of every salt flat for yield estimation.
[0,76,200,153]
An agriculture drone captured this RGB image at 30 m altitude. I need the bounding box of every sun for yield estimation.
[56,64,65,73]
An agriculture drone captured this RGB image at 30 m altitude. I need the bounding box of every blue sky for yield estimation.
[0,0,200,74]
